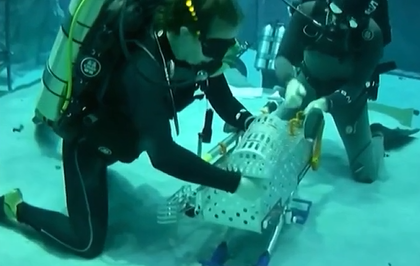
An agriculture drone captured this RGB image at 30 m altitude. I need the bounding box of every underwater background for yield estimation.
[0,0,419,266]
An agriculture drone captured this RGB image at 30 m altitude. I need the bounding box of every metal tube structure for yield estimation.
[201,132,240,164]
[0,0,12,91]
[5,0,11,91]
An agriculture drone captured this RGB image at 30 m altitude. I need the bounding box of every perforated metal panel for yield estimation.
[227,114,293,179]
[195,113,313,233]
[158,110,316,233]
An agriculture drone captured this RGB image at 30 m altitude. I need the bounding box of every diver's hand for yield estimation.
[285,78,306,108]
[223,123,239,133]
[223,115,256,133]
[234,177,265,201]
[304,97,328,115]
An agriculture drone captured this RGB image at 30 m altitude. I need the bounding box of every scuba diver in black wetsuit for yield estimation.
[275,0,419,183]
[0,0,264,258]
[288,0,392,46]
[287,0,394,100]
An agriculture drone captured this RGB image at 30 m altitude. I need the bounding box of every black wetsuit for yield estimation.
[289,0,391,45]
[275,1,384,183]
[13,30,253,258]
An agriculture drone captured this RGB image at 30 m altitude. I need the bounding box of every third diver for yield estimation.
[275,0,419,183]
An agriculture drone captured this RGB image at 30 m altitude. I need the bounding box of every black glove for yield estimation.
[223,115,256,133]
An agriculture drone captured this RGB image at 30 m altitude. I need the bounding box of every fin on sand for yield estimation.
[368,102,418,127]
[370,123,420,151]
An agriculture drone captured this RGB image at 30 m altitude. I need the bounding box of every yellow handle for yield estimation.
[202,153,212,162]
[310,120,325,170]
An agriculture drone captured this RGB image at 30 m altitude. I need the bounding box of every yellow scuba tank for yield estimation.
[35,0,108,123]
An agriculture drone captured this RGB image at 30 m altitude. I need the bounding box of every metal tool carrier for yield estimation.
[158,101,324,266]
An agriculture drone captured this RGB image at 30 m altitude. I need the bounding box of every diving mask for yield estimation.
[201,37,236,61]
[328,1,359,29]
[328,2,359,29]
[327,0,373,29]
[197,38,240,75]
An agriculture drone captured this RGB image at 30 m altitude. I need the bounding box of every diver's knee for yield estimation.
[74,233,106,259]
[72,222,107,259]
[350,162,378,184]
[77,243,105,259]
[349,147,380,184]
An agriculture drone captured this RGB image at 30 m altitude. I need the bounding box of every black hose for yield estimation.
[117,1,199,89]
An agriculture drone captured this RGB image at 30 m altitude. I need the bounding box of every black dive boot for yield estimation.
[370,123,420,151]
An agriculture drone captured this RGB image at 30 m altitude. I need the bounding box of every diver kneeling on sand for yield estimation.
[275,0,419,183]
[0,0,264,258]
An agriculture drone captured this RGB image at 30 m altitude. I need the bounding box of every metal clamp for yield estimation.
[288,111,304,136]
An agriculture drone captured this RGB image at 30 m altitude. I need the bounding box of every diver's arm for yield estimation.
[206,74,254,131]
[122,62,241,193]
[275,2,313,87]
[325,21,383,113]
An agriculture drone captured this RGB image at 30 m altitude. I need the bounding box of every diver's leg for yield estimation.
[333,104,384,183]
[280,72,317,120]
[0,139,109,258]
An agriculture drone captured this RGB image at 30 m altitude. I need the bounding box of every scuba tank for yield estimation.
[254,22,285,71]
[35,0,108,124]
[34,0,147,161]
